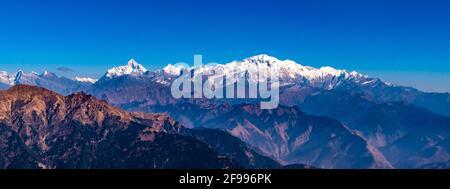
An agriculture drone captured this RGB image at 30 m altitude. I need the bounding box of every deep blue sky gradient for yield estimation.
[0,0,449,92]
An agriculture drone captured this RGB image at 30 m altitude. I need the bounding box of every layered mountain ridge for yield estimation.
[1,55,450,168]
[0,70,91,94]
[0,85,282,169]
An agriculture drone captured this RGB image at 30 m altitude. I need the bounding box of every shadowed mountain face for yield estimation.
[0,124,39,168]
[141,103,392,169]
[201,105,393,169]
[295,90,450,168]
[0,85,287,169]
[87,75,177,107]
[180,128,282,169]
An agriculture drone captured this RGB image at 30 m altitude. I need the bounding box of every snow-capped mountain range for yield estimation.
[0,70,96,85]
[0,55,384,91]
[1,54,450,169]
[74,76,98,84]
[162,54,367,84]
[0,54,433,107]
[84,56,450,169]
[96,54,383,91]
[105,59,148,78]
[0,69,95,93]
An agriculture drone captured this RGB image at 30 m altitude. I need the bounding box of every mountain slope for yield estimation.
[4,55,449,169]
[161,54,369,89]
[88,75,177,106]
[201,104,392,169]
[14,71,90,95]
[146,102,391,169]
[0,71,14,86]
[0,85,283,169]
[102,59,148,80]
[181,128,281,168]
[0,70,91,95]
[90,55,450,116]
[0,85,243,169]
[0,124,39,169]
[296,90,450,168]
[4,55,450,116]
[80,55,450,168]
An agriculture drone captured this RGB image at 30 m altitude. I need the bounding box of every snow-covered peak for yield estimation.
[0,71,9,77]
[127,59,141,68]
[40,70,57,77]
[14,70,24,80]
[74,76,98,84]
[14,70,40,84]
[318,66,346,76]
[243,54,281,64]
[42,70,50,76]
[162,54,370,89]
[217,55,360,77]
[105,59,148,78]
[242,55,367,81]
[163,64,187,76]
[0,71,15,85]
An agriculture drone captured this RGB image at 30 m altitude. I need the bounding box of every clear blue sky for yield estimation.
[0,0,449,92]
